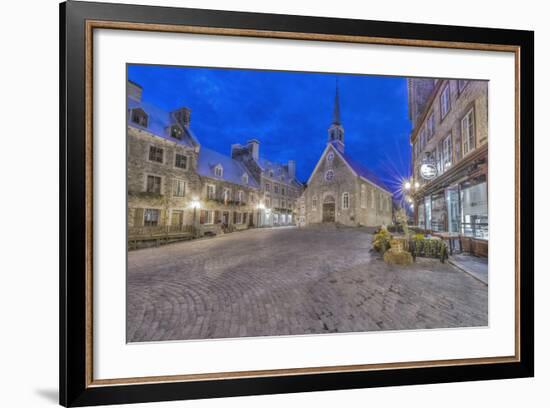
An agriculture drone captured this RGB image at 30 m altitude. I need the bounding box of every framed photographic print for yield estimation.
[60,1,534,406]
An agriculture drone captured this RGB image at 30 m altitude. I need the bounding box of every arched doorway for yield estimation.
[322,195,336,222]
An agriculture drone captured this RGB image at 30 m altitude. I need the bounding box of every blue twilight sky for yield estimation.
[128,64,413,194]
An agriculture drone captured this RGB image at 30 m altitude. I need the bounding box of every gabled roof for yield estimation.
[308,142,392,194]
[197,147,260,188]
[127,99,198,148]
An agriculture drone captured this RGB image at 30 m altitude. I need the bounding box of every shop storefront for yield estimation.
[413,145,488,256]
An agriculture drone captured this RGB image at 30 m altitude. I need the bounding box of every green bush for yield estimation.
[410,236,448,263]
[372,227,392,254]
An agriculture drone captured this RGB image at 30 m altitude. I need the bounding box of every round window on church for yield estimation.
[325,170,334,181]
[327,151,334,162]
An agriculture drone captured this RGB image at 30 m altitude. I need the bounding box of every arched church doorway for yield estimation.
[322,195,336,223]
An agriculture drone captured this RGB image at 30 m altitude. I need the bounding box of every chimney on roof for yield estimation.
[288,160,296,180]
[247,139,260,161]
[172,107,191,128]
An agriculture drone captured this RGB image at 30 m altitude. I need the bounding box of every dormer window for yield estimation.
[170,125,183,140]
[269,170,274,178]
[131,108,148,127]
[242,173,249,185]
[214,165,223,178]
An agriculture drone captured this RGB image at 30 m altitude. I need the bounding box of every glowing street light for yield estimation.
[414,181,420,189]
[189,198,201,237]
[404,181,411,190]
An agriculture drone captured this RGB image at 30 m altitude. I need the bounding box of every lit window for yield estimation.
[461,108,475,156]
[144,209,159,226]
[148,146,164,163]
[173,179,186,197]
[325,170,334,181]
[174,153,188,169]
[342,192,350,209]
[440,83,451,119]
[146,175,162,194]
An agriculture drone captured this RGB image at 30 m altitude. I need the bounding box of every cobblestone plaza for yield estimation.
[127,226,488,342]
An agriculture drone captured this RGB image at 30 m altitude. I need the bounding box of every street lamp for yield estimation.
[189,198,201,237]
[256,202,265,227]
[404,181,411,191]
[414,181,420,189]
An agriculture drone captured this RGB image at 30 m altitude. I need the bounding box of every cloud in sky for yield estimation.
[128,64,413,190]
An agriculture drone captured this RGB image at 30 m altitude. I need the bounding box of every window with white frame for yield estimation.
[223,188,231,202]
[443,134,452,170]
[342,192,350,209]
[173,179,186,197]
[205,210,215,225]
[206,184,215,200]
[237,190,244,203]
[274,184,279,194]
[361,184,366,208]
[144,208,160,226]
[214,165,223,177]
[461,108,475,156]
[235,212,243,224]
[148,146,164,163]
[242,173,249,185]
[440,83,451,119]
[146,175,162,194]
[174,153,188,169]
[265,182,271,191]
[427,112,435,140]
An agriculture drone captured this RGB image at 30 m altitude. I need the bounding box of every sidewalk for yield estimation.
[449,253,488,285]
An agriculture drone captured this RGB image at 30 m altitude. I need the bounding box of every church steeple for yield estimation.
[328,80,345,150]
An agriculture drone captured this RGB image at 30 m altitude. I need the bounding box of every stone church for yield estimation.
[301,85,393,227]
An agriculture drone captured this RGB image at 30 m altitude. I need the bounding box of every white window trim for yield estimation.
[440,82,451,120]
[461,107,476,157]
[206,183,216,200]
[143,208,161,226]
[172,178,186,198]
[361,184,367,209]
[237,190,244,203]
[214,164,223,178]
[342,192,350,210]
[144,173,163,195]
[147,144,165,164]
[173,152,189,170]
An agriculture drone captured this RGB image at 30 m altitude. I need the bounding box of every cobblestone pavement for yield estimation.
[127,226,488,342]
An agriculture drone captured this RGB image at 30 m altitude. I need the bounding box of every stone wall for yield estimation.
[303,146,392,227]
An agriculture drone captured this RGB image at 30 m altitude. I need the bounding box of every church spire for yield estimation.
[328,80,345,150]
[332,80,341,125]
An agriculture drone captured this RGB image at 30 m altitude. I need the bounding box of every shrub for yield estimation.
[383,248,413,265]
[410,236,448,263]
[372,227,392,254]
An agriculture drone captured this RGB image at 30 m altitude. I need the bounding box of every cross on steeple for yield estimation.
[328,79,345,150]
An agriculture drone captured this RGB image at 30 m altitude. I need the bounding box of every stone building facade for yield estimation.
[302,86,393,227]
[127,80,302,243]
[408,78,489,252]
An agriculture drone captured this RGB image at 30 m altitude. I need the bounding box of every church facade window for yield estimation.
[327,151,334,162]
[342,192,350,209]
[312,196,318,210]
[325,170,334,181]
